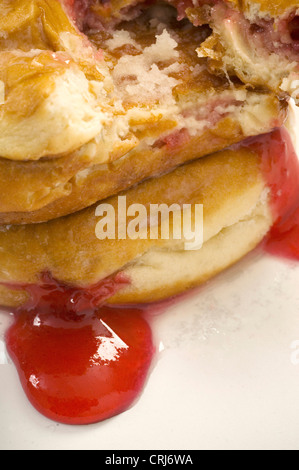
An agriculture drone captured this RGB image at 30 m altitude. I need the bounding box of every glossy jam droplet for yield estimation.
[254,128,299,260]
[6,306,154,425]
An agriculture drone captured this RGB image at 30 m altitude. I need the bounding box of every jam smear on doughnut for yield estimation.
[253,128,299,260]
[3,272,130,315]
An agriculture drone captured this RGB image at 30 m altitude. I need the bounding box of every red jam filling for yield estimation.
[4,127,299,426]
[288,16,299,42]
[158,128,191,151]
[63,0,92,29]
[249,128,299,260]
[3,271,130,315]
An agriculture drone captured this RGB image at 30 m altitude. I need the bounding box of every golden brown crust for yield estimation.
[0,142,272,308]
[0,2,287,223]
[0,0,113,161]
[227,0,299,17]
[88,0,143,27]
[109,204,271,304]
[0,97,286,224]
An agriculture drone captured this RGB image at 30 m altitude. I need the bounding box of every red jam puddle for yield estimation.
[4,127,299,425]
[6,305,154,425]
[5,273,155,425]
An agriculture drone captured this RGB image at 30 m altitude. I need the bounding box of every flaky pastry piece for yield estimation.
[60,0,299,103]
[0,0,115,160]
[175,0,299,102]
[0,4,287,224]
[0,51,113,160]
[0,131,278,309]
